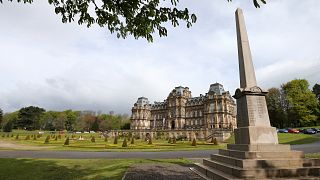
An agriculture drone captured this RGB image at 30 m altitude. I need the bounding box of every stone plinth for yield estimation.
[192,144,320,179]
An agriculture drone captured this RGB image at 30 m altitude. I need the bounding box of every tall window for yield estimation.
[209,103,215,113]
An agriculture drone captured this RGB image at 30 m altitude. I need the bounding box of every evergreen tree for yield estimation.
[25,135,30,140]
[64,137,70,145]
[113,136,118,144]
[91,118,99,131]
[213,138,218,145]
[44,135,50,144]
[173,136,176,144]
[91,136,96,143]
[192,138,197,146]
[122,137,128,147]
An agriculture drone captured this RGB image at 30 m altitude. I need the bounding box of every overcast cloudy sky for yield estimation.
[0,0,319,114]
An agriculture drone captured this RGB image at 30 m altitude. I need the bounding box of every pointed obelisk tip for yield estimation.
[235,8,242,14]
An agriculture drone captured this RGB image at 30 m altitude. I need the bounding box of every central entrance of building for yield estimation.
[171,120,175,130]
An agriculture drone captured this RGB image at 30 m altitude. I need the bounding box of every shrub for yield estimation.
[33,135,37,140]
[44,136,50,144]
[11,134,14,137]
[176,135,187,141]
[91,136,96,143]
[192,138,197,146]
[173,136,176,144]
[55,136,58,141]
[168,137,172,143]
[6,134,9,138]
[25,135,30,140]
[122,137,128,147]
[213,138,218,145]
[15,134,19,140]
[1,134,4,138]
[148,137,152,145]
[37,134,41,138]
[104,136,108,142]
[64,137,70,145]
[58,134,61,139]
[131,137,134,144]
[113,136,118,144]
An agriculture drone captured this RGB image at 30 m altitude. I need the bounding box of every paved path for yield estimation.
[0,142,319,159]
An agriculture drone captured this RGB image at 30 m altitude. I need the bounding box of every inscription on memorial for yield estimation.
[245,95,270,126]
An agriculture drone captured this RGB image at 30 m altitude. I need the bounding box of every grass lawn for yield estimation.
[277,133,320,144]
[0,132,225,151]
[0,158,192,180]
[0,131,319,152]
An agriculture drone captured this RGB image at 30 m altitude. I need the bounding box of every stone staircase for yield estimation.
[191,144,320,179]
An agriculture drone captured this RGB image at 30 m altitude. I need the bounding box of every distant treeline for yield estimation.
[0,107,130,132]
[266,79,320,128]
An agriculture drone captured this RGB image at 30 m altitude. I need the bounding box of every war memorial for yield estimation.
[189,8,320,179]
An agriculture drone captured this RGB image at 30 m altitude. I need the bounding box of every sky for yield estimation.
[0,0,319,114]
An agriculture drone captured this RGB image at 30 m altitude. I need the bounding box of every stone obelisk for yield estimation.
[192,8,320,179]
[233,8,278,145]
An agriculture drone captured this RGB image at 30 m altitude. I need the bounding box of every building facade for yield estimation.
[130,83,237,131]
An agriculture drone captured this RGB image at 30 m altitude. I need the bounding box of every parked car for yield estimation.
[311,128,320,133]
[288,128,299,133]
[303,129,317,134]
[277,129,288,133]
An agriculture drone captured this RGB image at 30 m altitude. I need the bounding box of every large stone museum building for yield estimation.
[130,83,237,131]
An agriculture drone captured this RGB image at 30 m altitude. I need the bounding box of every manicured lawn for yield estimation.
[305,153,320,159]
[0,132,225,151]
[0,158,192,180]
[1,131,319,152]
[277,133,320,145]
[219,133,320,145]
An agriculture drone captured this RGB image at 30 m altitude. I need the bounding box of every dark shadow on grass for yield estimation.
[0,159,124,180]
[281,135,320,145]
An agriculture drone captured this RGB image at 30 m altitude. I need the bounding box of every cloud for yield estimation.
[0,0,319,114]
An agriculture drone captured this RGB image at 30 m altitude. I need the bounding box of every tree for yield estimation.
[91,118,99,131]
[266,88,288,128]
[64,137,70,145]
[0,108,3,129]
[122,137,128,147]
[64,110,79,131]
[312,84,320,101]
[3,121,13,132]
[191,138,196,146]
[282,79,318,127]
[1,0,265,42]
[18,106,45,130]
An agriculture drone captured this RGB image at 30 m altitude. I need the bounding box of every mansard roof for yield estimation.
[208,83,225,95]
[135,97,149,106]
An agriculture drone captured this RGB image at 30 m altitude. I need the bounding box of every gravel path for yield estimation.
[0,141,319,159]
[123,163,203,180]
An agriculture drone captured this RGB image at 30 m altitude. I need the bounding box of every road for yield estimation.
[0,141,319,159]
